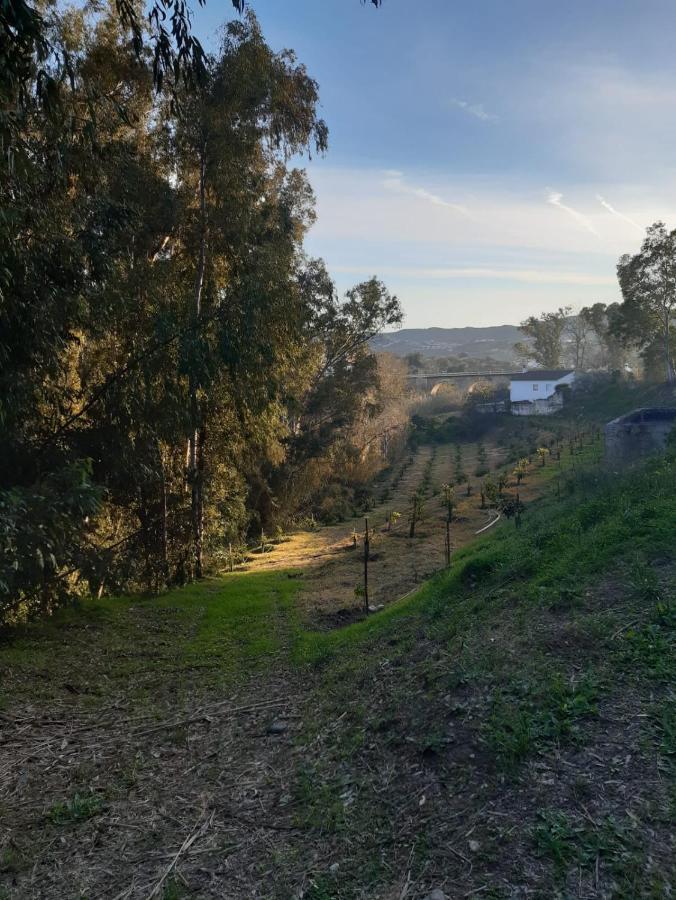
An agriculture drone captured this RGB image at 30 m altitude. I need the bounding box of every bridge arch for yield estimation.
[430,381,461,397]
[408,371,517,396]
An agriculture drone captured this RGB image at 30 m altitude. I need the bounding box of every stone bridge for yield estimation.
[406,371,519,395]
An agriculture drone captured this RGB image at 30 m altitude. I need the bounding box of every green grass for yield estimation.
[294,451,676,665]
[0,569,305,708]
[485,673,599,769]
[48,792,103,826]
[1,434,674,898]
[3,446,673,709]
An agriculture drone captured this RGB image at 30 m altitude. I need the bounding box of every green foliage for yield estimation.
[616,222,676,383]
[0,6,401,619]
[486,674,598,768]
[628,558,663,604]
[533,810,629,873]
[654,697,676,757]
[0,463,101,624]
[48,792,103,826]
[515,307,569,368]
[620,601,675,683]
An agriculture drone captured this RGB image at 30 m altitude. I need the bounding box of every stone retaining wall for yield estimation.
[605,407,676,465]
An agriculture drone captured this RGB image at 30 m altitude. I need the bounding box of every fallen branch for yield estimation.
[144,811,212,899]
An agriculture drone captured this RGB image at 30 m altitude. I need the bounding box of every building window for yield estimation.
[546,384,551,391]
[532,384,539,391]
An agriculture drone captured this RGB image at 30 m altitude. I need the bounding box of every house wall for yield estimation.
[509,372,574,403]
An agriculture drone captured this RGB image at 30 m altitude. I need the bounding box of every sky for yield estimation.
[194,0,676,328]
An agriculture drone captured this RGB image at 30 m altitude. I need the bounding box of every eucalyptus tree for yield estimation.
[275,263,402,516]
[171,13,328,576]
[578,302,628,371]
[1,0,384,134]
[616,222,676,384]
[514,307,571,368]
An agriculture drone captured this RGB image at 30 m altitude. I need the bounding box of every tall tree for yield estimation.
[579,302,629,372]
[616,222,676,384]
[514,307,570,368]
[0,2,401,623]
[565,310,593,370]
[173,13,328,576]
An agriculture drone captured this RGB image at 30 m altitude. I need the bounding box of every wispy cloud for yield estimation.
[331,264,614,286]
[382,170,467,214]
[450,98,499,123]
[547,191,599,236]
[596,194,643,233]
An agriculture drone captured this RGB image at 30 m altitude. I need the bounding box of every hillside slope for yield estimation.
[0,451,674,898]
[370,325,523,362]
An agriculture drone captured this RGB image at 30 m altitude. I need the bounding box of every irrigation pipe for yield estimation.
[474,512,501,535]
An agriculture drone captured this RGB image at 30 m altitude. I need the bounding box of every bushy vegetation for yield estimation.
[0,6,406,623]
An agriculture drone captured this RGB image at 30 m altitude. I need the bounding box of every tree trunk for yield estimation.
[157,440,169,585]
[664,311,674,384]
[363,517,369,614]
[190,140,207,579]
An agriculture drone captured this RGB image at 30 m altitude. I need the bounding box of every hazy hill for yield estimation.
[370,325,522,363]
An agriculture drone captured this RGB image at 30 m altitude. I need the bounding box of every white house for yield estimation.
[509,369,575,416]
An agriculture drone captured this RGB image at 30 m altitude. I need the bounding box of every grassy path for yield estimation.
[4,430,655,900]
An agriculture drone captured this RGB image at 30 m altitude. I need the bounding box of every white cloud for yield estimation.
[596,195,643,233]
[547,191,599,237]
[382,170,467,214]
[450,98,499,123]
[330,264,614,286]
[520,59,676,180]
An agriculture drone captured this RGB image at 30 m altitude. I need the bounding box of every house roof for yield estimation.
[510,369,574,382]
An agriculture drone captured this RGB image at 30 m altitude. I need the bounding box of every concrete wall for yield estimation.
[605,408,676,466]
[511,394,564,416]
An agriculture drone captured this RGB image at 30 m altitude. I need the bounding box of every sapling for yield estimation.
[513,458,528,485]
[536,447,549,467]
[442,483,454,566]
[482,476,499,507]
[409,491,425,537]
[499,493,524,528]
[387,510,401,532]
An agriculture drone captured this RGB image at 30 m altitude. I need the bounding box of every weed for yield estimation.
[162,877,191,900]
[304,876,340,900]
[531,810,654,895]
[48,792,103,825]
[654,697,676,757]
[485,674,598,769]
[0,847,23,874]
[629,558,663,604]
[293,769,348,834]
[620,602,675,683]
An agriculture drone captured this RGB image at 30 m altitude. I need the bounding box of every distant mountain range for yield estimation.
[370,325,523,363]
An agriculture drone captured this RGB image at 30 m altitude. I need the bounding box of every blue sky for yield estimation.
[195,0,676,328]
